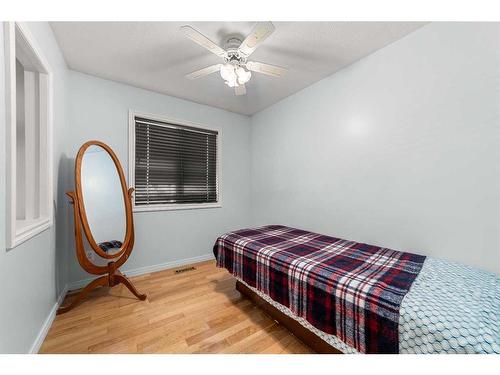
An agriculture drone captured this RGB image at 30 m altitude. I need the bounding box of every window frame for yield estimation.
[128,110,222,212]
[4,22,54,249]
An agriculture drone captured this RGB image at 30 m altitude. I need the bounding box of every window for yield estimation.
[129,112,220,211]
[4,22,53,248]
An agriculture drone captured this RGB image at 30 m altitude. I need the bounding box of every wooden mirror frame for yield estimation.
[76,140,132,260]
[58,140,147,314]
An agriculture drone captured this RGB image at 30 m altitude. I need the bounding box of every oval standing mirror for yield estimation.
[80,145,126,256]
[75,141,133,259]
[58,140,146,315]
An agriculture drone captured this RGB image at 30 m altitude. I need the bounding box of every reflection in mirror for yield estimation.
[80,145,126,253]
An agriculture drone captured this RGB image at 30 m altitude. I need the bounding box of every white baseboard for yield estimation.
[29,284,68,354]
[67,253,214,291]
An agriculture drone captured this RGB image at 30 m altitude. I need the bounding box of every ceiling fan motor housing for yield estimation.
[225,36,243,52]
[224,37,247,65]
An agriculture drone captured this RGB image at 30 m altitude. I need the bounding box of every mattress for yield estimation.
[398,258,499,354]
[214,225,500,354]
[238,258,500,354]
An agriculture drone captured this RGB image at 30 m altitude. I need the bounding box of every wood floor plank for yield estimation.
[40,260,313,354]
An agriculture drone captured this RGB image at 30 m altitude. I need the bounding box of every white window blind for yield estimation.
[134,117,218,206]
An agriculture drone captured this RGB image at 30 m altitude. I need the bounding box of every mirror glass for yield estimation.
[80,145,126,255]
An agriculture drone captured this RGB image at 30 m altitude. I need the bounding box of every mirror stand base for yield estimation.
[57,269,147,315]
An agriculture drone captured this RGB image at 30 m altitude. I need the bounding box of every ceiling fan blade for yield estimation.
[246,61,287,77]
[235,84,246,96]
[238,22,275,57]
[180,26,227,58]
[186,64,222,79]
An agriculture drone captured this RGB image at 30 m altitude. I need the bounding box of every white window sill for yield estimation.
[133,203,222,213]
[10,216,52,248]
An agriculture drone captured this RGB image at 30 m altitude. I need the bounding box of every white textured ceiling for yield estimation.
[50,22,426,115]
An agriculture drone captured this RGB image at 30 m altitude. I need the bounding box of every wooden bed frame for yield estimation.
[236,281,342,354]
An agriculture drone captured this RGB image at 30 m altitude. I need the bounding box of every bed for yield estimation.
[213,225,500,354]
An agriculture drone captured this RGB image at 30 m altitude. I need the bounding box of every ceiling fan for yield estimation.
[181,22,287,96]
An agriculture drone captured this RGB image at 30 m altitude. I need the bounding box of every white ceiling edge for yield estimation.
[248,22,431,117]
[50,22,428,116]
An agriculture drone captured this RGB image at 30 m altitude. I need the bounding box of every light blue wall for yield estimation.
[66,71,252,283]
[0,22,70,353]
[251,23,500,275]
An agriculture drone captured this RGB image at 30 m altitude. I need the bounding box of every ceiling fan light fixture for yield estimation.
[225,76,239,87]
[220,63,235,81]
[236,67,251,85]
[220,63,249,87]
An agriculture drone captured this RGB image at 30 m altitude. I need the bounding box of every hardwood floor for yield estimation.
[40,260,313,354]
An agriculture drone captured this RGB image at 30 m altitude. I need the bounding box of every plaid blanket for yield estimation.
[213,225,425,353]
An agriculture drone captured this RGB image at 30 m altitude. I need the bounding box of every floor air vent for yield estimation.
[175,266,196,274]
